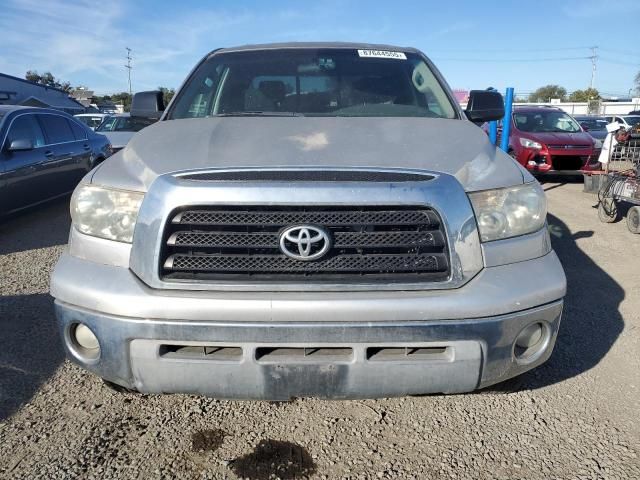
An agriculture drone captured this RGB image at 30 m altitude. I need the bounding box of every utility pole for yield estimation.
[589,46,598,90]
[125,47,133,96]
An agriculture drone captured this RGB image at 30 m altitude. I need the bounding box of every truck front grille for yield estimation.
[160,206,450,283]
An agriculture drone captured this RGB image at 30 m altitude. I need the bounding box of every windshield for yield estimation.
[168,49,457,119]
[578,118,608,131]
[514,111,581,133]
[96,116,154,132]
[622,116,640,127]
[76,116,105,129]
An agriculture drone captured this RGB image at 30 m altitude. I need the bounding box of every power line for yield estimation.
[599,47,640,59]
[427,46,592,53]
[600,57,640,67]
[433,56,591,63]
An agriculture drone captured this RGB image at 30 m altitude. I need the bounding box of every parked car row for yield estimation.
[0,106,156,216]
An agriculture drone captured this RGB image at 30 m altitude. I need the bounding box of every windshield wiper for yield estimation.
[214,111,304,117]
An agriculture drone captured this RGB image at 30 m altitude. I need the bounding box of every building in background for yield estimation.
[0,72,85,114]
[70,87,94,108]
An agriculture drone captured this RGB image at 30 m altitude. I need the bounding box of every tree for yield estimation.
[25,70,72,92]
[158,87,175,106]
[528,85,567,103]
[110,92,132,112]
[568,88,600,102]
[635,71,640,95]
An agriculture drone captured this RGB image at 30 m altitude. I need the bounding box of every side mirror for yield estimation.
[7,138,34,151]
[465,90,505,123]
[581,123,590,131]
[130,91,165,119]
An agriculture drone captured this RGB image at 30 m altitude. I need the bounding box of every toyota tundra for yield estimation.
[50,43,566,399]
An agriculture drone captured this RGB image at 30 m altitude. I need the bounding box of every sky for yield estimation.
[1,0,639,98]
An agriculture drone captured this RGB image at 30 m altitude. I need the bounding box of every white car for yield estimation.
[606,115,640,130]
[94,113,156,152]
[74,113,109,130]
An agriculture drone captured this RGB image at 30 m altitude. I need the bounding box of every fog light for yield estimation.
[516,323,543,349]
[70,323,100,361]
[513,322,550,364]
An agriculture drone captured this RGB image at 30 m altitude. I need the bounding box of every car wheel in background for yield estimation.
[626,206,640,233]
[598,198,618,223]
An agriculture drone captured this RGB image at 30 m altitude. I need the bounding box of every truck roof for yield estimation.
[212,41,420,56]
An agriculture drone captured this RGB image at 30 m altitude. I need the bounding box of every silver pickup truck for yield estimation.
[50,43,566,400]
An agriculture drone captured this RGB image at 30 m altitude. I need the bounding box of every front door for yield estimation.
[37,113,89,196]
[0,113,49,213]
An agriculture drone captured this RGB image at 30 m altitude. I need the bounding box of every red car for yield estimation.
[486,106,600,174]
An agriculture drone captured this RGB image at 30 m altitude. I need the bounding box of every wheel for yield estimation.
[627,206,640,234]
[598,198,618,223]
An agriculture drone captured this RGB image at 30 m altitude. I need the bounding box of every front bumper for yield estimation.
[519,147,599,174]
[51,251,566,400]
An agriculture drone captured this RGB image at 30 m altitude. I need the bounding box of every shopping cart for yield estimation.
[597,133,640,234]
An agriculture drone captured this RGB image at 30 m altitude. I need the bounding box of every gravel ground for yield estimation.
[1,183,639,479]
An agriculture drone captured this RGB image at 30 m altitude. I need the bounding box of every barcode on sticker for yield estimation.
[357,49,407,60]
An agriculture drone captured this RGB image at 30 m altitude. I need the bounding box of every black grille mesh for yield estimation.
[168,253,445,273]
[161,206,449,283]
[176,210,438,226]
[169,231,444,249]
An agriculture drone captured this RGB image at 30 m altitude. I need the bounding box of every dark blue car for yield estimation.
[0,106,111,215]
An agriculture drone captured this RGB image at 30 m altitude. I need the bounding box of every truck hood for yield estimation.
[92,116,527,192]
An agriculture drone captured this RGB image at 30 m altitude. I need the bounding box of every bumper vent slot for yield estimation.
[160,206,450,284]
[367,346,452,362]
[255,347,354,363]
[159,345,242,362]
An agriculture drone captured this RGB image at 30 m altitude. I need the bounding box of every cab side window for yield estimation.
[38,114,75,144]
[6,114,46,148]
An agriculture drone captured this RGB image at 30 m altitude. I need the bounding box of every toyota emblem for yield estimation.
[279,225,331,261]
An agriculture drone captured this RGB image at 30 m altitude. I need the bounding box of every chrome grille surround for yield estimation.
[129,167,483,291]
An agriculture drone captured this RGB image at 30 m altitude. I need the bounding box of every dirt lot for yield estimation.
[1,182,639,479]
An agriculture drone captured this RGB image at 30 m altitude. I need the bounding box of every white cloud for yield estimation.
[0,0,257,94]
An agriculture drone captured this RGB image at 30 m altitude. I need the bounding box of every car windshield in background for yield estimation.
[514,111,581,133]
[622,116,640,127]
[168,49,457,119]
[77,116,105,129]
[96,116,154,132]
[578,118,608,131]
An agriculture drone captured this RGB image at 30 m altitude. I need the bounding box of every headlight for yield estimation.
[468,182,547,242]
[519,138,543,149]
[71,184,144,243]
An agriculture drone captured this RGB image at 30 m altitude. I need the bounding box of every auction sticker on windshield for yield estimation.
[357,49,407,60]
